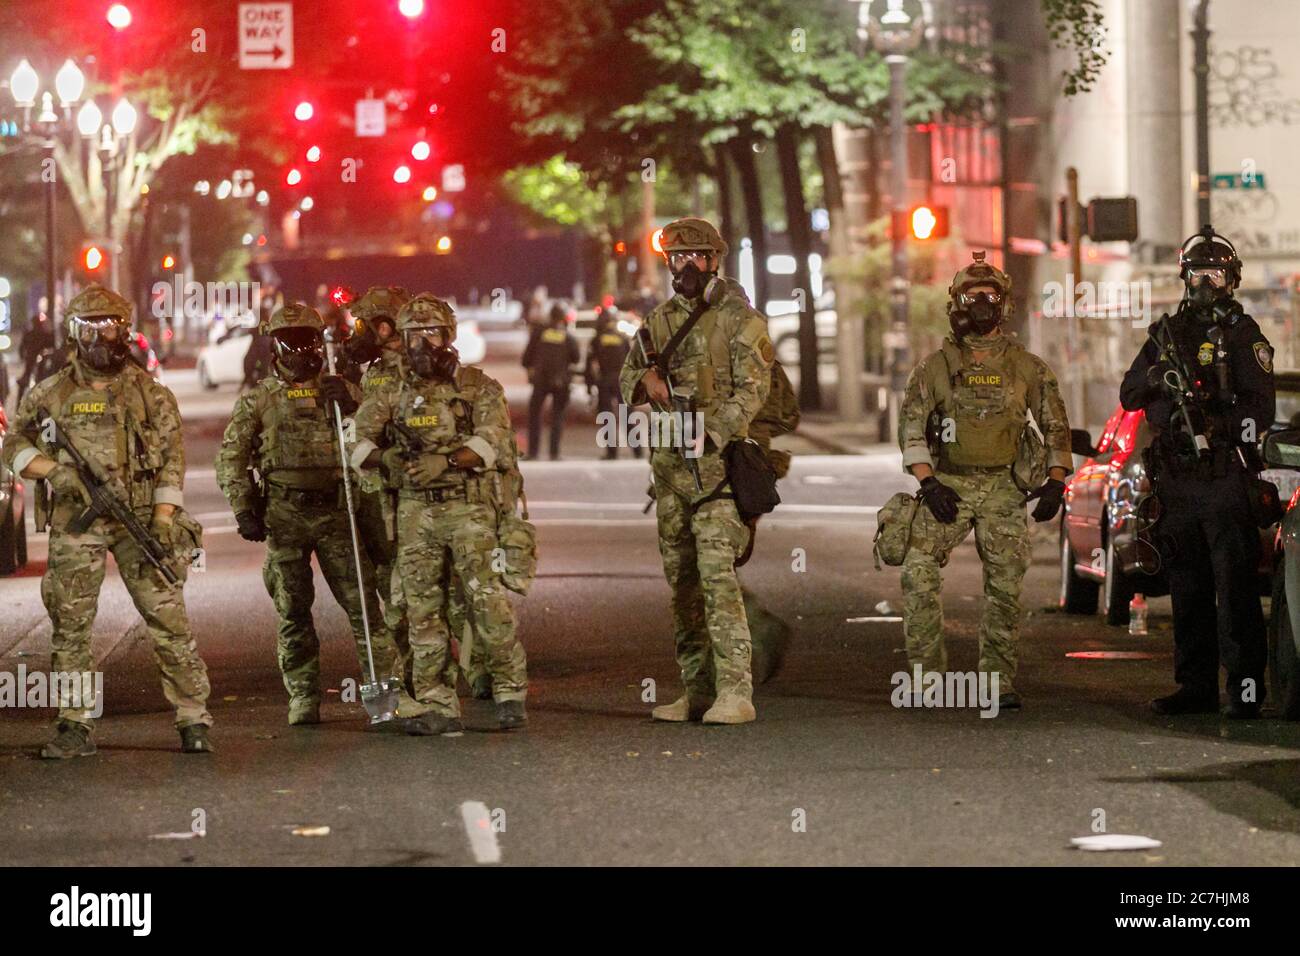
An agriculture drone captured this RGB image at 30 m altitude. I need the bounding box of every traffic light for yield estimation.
[161,253,176,270]
[613,239,628,257]
[81,243,107,275]
[1086,197,1139,242]
[893,205,949,240]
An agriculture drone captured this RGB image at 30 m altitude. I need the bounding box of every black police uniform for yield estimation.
[584,322,642,460]
[522,324,579,459]
[1120,302,1275,710]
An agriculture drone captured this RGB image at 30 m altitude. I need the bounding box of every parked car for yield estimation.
[197,320,257,389]
[0,404,28,576]
[1059,406,1162,624]
[1262,425,1300,718]
[765,306,838,366]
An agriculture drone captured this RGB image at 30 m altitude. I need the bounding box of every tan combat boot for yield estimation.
[651,694,714,722]
[288,696,321,726]
[702,692,756,725]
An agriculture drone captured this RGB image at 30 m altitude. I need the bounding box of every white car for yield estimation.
[196,322,256,389]
[196,317,487,389]
[765,307,838,366]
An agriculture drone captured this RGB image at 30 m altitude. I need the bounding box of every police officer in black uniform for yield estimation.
[1120,225,1275,718]
[522,302,579,460]
[584,305,642,460]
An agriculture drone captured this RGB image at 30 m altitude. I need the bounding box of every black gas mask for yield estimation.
[1185,267,1232,312]
[272,326,325,381]
[71,315,131,374]
[345,315,396,365]
[406,329,459,381]
[948,289,1004,340]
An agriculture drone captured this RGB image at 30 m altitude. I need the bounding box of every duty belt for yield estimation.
[399,484,467,503]
[938,462,1011,476]
[266,484,339,507]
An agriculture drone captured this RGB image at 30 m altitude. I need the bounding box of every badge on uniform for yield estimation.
[69,400,108,414]
[405,414,439,428]
[542,329,566,343]
[1254,342,1274,372]
[1197,342,1214,366]
[962,372,1002,387]
[286,386,319,400]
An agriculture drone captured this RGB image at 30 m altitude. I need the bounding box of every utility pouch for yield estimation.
[874,491,920,569]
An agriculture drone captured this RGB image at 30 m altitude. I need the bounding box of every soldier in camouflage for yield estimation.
[215,302,402,727]
[897,252,1073,709]
[351,294,529,732]
[2,286,213,758]
[346,286,481,709]
[619,217,775,725]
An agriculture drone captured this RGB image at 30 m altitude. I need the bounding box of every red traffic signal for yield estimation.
[613,240,627,257]
[910,204,949,240]
[81,243,107,274]
[161,253,176,270]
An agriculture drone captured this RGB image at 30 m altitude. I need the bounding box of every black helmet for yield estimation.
[1179,225,1241,286]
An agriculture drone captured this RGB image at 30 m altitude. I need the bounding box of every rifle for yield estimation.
[38,409,179,586]
[1150,314,1210,458]
[635,326,703,492]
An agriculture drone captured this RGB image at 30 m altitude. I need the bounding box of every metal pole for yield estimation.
[44,138,59,346]
[1066,166,1086,425]
[886,53,910,442]
[1191,0,1212,226]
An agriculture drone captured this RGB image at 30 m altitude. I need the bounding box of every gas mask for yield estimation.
[1186,267,1231,312]
[71,315,131,374]
[272,326,325,382]
[949,290,1004,340]
[668,252,725,304]
[345,320,383,365]
[407,330,459,381]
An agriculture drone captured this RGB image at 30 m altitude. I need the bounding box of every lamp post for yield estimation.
[862,0,926,441]
[1190,0,1212,226]
[9,57,85,345]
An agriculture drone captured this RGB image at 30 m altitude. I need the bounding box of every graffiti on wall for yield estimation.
[1210,45,1300,128]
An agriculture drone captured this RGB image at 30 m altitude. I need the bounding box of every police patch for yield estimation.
[1197,342,1214,366]
[1254,341,1274,373]
[760,341,775,364]
[963,373,1002,387]
[541,329,566,343]
[69,400,107,414]
[405,414,439,428]
[285,387,319,400]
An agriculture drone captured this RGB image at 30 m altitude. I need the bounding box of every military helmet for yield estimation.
[66,285,131,323]
[947,250,1012,302]
[1179,224,1241,285]
[351,286,411,326]
[261,302,324,335]
[397,293,456,333]
[659,217,729,257]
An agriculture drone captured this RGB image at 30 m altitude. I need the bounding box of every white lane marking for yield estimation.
[460,801,501,864]
[525,501,879,516]
[846,616,903,623]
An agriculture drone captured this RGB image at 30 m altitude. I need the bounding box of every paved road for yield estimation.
[1,361,1298,865]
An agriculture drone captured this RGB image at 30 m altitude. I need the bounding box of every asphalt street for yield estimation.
[1,355,1299,866]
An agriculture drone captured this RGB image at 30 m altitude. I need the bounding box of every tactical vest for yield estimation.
[361,351,404,398]
[929,339,1033,470]
[41,365,165,510]
[254,378,341,475]
[391,367,497,501]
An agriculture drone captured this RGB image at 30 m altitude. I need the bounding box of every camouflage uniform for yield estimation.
[215,304,400,718]
[899,322,1071,693]
[351,295,527,720]
[2,287,212,740]
[619,218,775,722]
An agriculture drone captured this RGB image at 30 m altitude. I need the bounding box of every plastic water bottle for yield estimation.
[1129,594,1148,636]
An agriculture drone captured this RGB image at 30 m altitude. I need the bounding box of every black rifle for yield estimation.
[39,409,179,586]
[1150,313,1210,458]
[635,327,703,492]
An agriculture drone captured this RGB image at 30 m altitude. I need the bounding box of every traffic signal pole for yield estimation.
[886,53,911,443]
[44,137,58,346]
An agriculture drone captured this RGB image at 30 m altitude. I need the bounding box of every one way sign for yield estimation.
[239,3,294,70]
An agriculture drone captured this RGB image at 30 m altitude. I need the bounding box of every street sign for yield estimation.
[355,98,385,137]
[442,164,466,193]
[239,3,294,70]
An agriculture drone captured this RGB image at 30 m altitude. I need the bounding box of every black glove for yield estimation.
[319,375,358,416]
[1029,477,1066,523]
[918,476,961,524]
[1145,360,1174,393]
[235,510,266,542]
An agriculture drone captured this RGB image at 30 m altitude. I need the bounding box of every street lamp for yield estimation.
[861,0,927,441]
[76,99,102,137]
[8,57,88,344]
